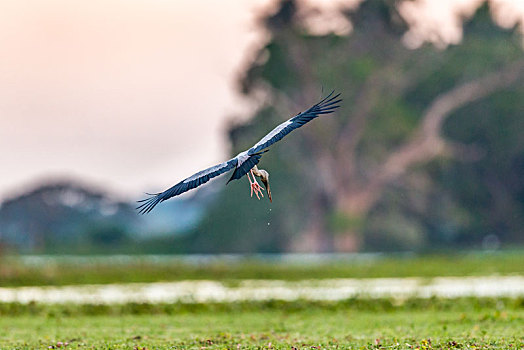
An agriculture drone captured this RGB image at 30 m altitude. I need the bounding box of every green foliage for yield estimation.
[365,210,427,251]
[328,211,364,234]
[256,41,301,91]
[87,225,131,248]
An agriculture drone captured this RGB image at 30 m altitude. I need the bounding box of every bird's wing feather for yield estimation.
[248,91,341,155]
[137,158,237,214]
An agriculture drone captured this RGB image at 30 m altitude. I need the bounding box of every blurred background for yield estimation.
[1,0,523,256]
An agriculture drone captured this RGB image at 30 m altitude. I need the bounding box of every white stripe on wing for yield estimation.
[251,120,292,150]
[182,161,231,183]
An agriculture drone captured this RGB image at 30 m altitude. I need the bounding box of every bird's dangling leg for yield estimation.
[248,169,264,200]
[252,165,272,202]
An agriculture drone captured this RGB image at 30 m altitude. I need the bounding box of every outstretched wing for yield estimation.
[247,91,341,155]
[137,158,237,214]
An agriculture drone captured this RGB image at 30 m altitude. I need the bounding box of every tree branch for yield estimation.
[363,60,524,205]
[420,60,524,140]
[334,52,444,190]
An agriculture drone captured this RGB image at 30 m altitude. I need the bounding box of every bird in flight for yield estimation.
[137,91,341,214]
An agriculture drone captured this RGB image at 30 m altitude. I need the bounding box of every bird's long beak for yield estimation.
[261,178,272,203]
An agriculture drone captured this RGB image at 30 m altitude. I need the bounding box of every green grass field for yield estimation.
[1,299,523,349]
[2,251,523,287]
[1,252,523,348]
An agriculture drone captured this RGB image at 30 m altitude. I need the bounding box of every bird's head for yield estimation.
[258,169,272,203]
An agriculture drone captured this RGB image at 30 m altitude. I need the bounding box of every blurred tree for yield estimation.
[0,181,137,253]
[368,4,524,249]
[87,225,131,251]
[191,0,524,253]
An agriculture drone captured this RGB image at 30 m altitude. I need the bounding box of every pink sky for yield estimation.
[0,0,522,201]
[0,0,270,200]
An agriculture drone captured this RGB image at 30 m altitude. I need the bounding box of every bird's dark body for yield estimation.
[137,91,341,214]
[227,150,268,184]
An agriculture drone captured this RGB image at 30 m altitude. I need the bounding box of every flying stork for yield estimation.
[137,91,341,214]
